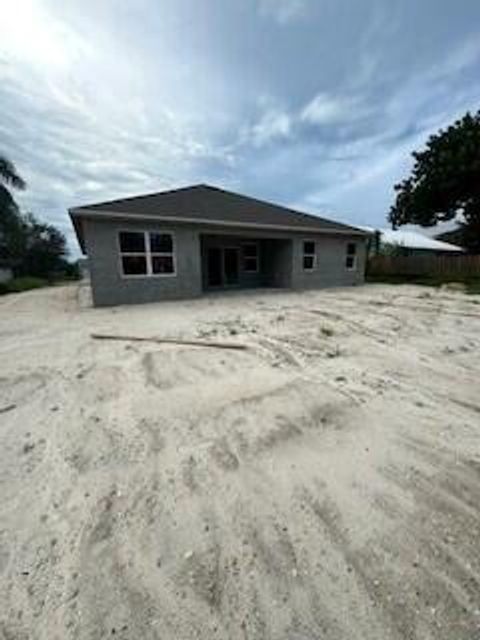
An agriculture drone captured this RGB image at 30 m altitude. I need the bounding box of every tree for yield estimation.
[0,155,27,266]
[1,155,71,279]
[389,111,480,252]
[0,156,26,190]
[20,214,68,278]
[0,155,26,231]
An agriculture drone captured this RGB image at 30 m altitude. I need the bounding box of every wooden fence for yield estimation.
[368,254,480,278]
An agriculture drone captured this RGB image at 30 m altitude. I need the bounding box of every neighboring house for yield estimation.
[69,184,368,307]
[435,223,480,254]
[364,227,463,256]
[435,227,465,247]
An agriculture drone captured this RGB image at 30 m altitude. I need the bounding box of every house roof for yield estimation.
[361,226,463,252]
[435,227,466,248]
[70,184,368,252]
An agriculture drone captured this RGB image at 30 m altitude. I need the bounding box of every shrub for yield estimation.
[466,279,480,295]
[64,261,81,280]
[5,277,49,293]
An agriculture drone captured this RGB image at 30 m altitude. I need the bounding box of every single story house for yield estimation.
[363,227,463,256]
[69,184,368,307]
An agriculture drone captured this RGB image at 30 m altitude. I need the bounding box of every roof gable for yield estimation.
[70,184,367,252]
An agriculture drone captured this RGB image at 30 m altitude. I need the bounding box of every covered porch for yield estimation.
[200,233,293,291]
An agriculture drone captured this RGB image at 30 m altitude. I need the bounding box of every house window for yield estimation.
[119,231,147,275]
[149,233,175,274]
[345,242,357,270]
[242,243,259,273]
[303,240,316,271]
[119,231,176,277]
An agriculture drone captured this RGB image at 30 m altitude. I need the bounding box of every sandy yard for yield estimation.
[0,282,479,640]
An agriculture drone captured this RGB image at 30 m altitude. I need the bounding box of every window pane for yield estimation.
[347,242,356,255]
[303,241,315,255]
[122,255,147,275]
[119,231,145,253]
[152,255,174,274]
[243,244,258,258]
[150,232,173,253]
[346,256,355,270]
[303,255,315,270]
[244,257,258,272]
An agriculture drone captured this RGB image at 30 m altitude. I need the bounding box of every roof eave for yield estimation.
[68,208,87,254]
[69,207,369,238]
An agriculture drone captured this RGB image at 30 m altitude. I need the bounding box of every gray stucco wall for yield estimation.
[261,239,293,288]
[82,217,366,306]
[83,218,202,306]
[291,235,366,290]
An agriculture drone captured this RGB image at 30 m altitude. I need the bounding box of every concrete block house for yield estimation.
[69,184,368,307]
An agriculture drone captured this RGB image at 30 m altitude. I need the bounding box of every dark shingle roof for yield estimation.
[70,184,367,251]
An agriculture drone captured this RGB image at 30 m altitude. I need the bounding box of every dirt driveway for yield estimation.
[1,283,479,639]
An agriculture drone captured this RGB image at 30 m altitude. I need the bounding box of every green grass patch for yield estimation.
[0,277,49,295]
[465,280,480,295]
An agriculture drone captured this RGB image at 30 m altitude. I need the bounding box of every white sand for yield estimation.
[0,283,479,639]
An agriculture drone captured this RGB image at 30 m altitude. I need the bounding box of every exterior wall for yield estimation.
[291,235,366,289]
[83,218,202,306]
[82,217,366,306]
[261,239,293,288]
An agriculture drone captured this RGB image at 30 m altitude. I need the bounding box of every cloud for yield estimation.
[2,0,480,257]
[0,1,242,256]
[241,91,374,151]
[300,93,371,126]
[0,60,235,256]
[245,109,292,147]
[0,0,92,71]
[257,0,308,24]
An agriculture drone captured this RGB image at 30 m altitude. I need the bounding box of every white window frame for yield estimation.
[242,242,259,273]
[345,242,357,271]
[118,230,177,278]
[302,239,316,272]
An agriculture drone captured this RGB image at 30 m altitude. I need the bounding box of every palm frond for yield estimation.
[0,156,26,190]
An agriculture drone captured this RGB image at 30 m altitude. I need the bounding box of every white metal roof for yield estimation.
[361,227,463,252]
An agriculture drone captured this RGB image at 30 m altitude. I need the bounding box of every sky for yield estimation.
[1,0,480,256]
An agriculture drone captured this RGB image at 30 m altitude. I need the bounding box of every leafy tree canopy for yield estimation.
[21,213,68,277]
[389,111,480,252]
[1,155,72,278]
[0,155,26,239]
[0,156,26,190]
